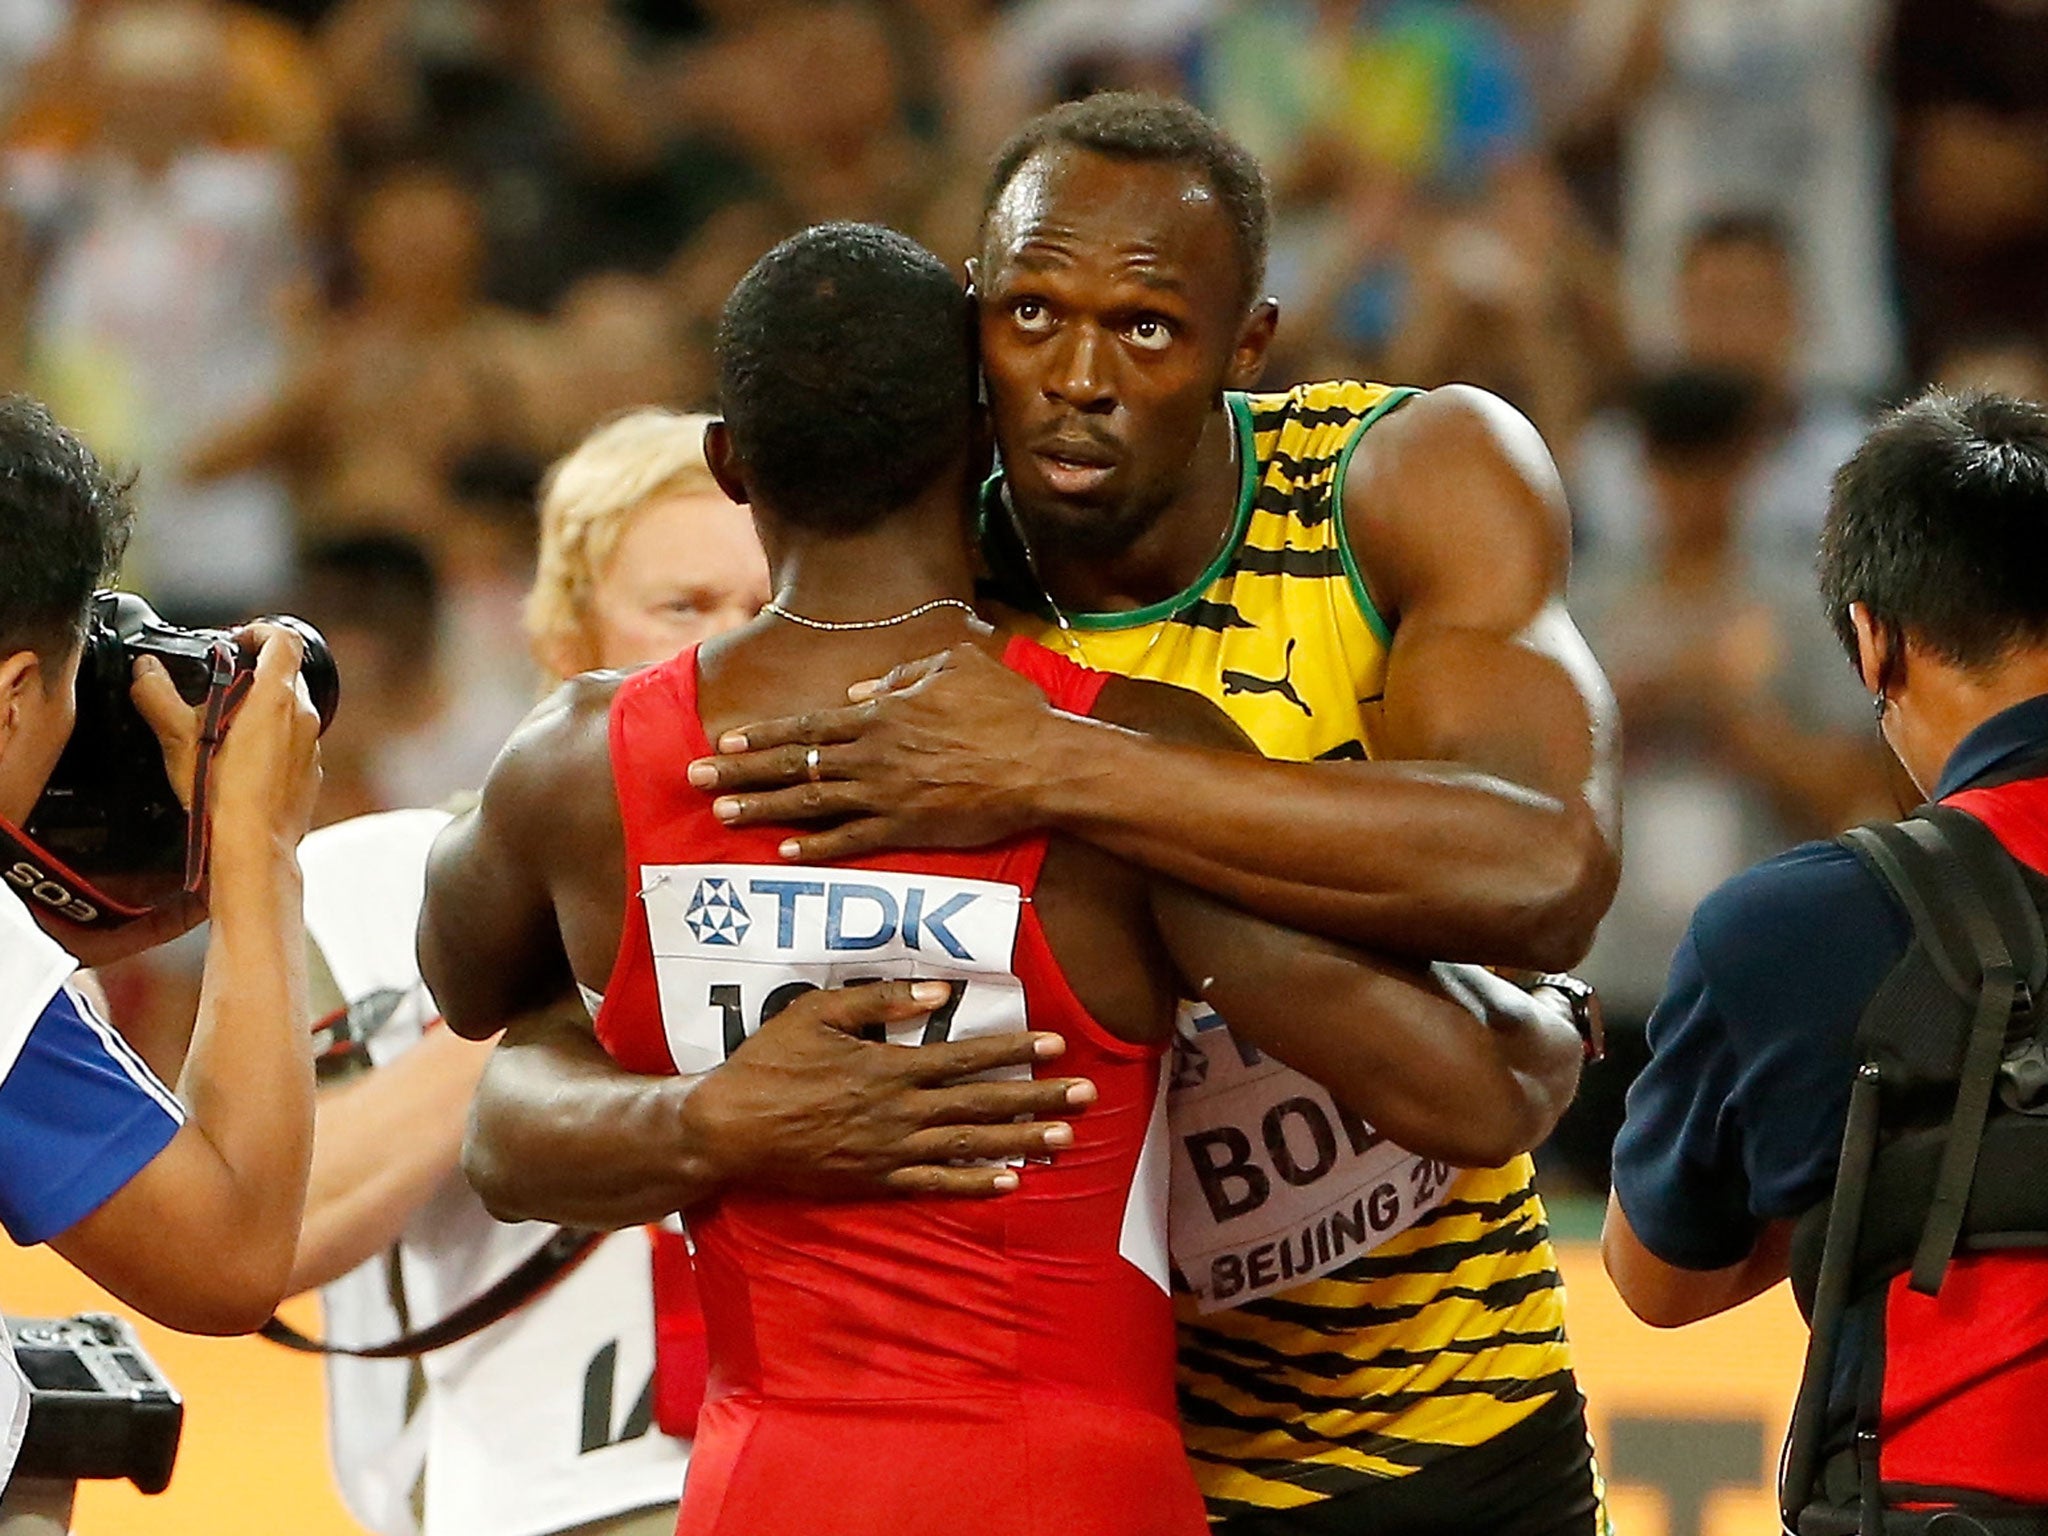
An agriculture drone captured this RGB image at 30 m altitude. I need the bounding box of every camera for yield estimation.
[4,1313,182,1493]
[0,591,339,928]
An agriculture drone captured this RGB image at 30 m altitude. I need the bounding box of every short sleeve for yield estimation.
[1694,843,1906,1225]
[0,984,184,1246]
[1613,841,1910,1270]
[1611,928,1759,1270]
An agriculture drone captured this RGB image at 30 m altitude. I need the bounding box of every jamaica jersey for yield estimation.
[981,381,1579,1518]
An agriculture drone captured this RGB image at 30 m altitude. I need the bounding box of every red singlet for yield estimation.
[594,636,1205,1536]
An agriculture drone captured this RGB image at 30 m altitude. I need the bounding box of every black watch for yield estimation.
[1531,973,1604,1063]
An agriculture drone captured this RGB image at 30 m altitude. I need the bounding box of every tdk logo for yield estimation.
[682,874,980,959]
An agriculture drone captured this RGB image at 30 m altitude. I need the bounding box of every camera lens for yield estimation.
[262,617,341,733]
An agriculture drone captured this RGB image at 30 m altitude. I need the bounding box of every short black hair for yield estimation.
[716,222,973,534]
[983,92,1270,312]
[0,396,134,671]
[1684,210,1793,265]
[1632,368,1761,461]
[1820,389,2048,670]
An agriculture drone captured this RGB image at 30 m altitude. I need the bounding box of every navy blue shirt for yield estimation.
[1612,693,2048,1270]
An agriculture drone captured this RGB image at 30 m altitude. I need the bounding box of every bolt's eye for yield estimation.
[1126,317,1174,352]
[1011,299,1054,334]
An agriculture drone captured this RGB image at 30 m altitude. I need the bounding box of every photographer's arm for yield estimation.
[1602,1196,1794,1328]
[47,632,324,1334]
[287,1027,492,1294]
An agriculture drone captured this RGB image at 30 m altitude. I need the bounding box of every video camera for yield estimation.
[5,1313,181,1494]
[0,591,339,930]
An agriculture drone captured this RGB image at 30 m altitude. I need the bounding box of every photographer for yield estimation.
[1603,390,2048,1530]
[0,397,322,1490]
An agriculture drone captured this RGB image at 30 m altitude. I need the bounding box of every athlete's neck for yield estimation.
[1031,406,1241,615]
[761,487,980,625]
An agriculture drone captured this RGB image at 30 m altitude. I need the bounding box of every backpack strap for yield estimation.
[1782,1063,1887,1531]
[1839,810,2041,1295]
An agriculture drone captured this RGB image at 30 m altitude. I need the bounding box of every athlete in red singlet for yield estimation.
[597,636,1199,1535]
[421,223,1584,1536]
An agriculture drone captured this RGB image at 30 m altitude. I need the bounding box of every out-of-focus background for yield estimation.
[1,0,2041,1529]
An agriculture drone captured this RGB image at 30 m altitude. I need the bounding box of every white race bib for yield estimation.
[639,864,1029,1077]
[1168,1003,1456,1312]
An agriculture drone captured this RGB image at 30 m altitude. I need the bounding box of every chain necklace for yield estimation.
[999,485,1174,676]
[996,403,1240,675]
[761,597,978,632]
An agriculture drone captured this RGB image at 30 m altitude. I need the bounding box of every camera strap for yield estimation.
[261,1227,603,1359]
[179,640,250,900]
[0,816,157,930]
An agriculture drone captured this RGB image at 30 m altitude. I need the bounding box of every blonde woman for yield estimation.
[283,410,766,1536]
[527,409,770,678]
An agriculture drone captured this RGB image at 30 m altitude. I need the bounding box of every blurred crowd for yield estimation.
[9,0,2048,1185]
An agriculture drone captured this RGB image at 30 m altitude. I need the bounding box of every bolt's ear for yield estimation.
[704,420,748,506]
[1225,299,1278,391]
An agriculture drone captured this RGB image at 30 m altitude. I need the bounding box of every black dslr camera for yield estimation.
[0,591,338,930]
[5,1313,182,1493]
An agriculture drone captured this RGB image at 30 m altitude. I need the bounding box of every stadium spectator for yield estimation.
[1383,155,1625,451]
[317,0,701,311]
[1931,333,2048,403]
[1192,0,1542,376]
[1574,211,1868,557]
[1615,0,1895,395]
[1890,0,2048,374]
[530,274,696,456]
[5,0,308,622]
[184,166,543,543]
[1559,368,1885,1186]
[662,1,939,244]
[288,534,443,826]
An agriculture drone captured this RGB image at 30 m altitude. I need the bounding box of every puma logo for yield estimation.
[1220,638,1312,718]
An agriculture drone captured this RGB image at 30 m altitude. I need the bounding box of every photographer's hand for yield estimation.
[129,653,201,812]
[47,628,326,1333]
[204,624,323,868]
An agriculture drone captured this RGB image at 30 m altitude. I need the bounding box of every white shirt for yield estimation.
[0,883,81,1496]
[300,811,688,1536]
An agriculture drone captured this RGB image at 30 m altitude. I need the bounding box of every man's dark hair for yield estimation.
[1684,209,1793,266]
[716,221,974,534]
[1633,368,1761,462]
[1820,389,2048,670]
[0,396,133,672]
[983,92,1270,311]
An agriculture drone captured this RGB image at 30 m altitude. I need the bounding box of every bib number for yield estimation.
[1167,1003,1458,1312]
[638,864,1030,1077]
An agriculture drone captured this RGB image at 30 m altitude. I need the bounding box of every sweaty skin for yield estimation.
[695,149,1620,973]
[425,430,1585,1227]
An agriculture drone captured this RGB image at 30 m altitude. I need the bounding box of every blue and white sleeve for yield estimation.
[0,983,184,1246]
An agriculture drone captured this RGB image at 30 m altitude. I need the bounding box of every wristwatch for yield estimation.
[1531,973,1604,1063]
